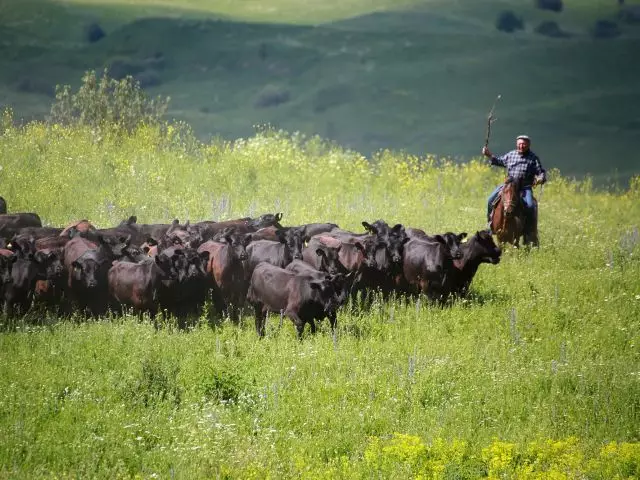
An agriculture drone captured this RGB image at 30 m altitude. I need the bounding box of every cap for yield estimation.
[516,134,531,142]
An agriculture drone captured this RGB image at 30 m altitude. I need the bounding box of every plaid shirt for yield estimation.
[490,149,546,188]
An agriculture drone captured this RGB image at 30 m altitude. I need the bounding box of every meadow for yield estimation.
[0,110,639,477]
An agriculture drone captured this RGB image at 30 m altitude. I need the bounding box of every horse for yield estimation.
[490,177,539,247]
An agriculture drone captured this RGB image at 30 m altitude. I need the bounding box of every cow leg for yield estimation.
[285,309,306,339]
[328,312,337,332]
[253,303,266,337]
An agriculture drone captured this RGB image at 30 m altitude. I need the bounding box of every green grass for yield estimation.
[1,0,639,184]
[0,119,639,477]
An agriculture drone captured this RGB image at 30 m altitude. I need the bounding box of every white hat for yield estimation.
[516,134,531,142]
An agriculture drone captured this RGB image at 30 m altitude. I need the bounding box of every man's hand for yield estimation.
[482,146,492,157]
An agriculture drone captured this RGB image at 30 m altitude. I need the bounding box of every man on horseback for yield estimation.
[482,135,547,236]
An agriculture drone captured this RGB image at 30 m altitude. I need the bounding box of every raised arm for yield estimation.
[482,146,506,168]
[533,155,547,185]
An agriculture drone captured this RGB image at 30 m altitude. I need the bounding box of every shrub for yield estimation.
[85,22,106,43]
[591,19,621,38]
[496,11,525,33]
[254,84,291,108]
[535,0,564,13]
[534,20,571,37]
[48,68,170,133]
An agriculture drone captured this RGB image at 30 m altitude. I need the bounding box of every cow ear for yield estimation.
[128,215,137,224]
[276,213,283,222]
[354,242,366,253]
[434,235,445,243]
[33,251,47,263]
[362,221,376,234]
[392,224,405,233]
[458,232,468,242]
[315,248,327,258]
[71,260,82,271]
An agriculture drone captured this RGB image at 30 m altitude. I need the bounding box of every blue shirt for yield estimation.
[490,150,546,188]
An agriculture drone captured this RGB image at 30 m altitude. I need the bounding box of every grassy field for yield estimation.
[0,114,639,477]
[1,0,639,184]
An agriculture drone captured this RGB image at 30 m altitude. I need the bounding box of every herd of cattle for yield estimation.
[0,205,502,337]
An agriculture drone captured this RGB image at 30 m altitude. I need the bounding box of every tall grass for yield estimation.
[0,118,639,478]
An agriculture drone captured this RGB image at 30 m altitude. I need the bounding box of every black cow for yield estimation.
[396,238,455,302]
[156,246,213,323]
[64,236,115,317]
[244,228,305,279]
[300,222,339,242]
[301,243,348,276]
[0,213,42,239]
[406,228,467,260]
[108,255,178,322]
[247,262,342,338]
[198,230,252,320]
[0,196,6,215]
[195,213,284,241]
[450,231,501,297]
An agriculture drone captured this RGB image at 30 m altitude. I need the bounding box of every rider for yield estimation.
[482,135,547,233]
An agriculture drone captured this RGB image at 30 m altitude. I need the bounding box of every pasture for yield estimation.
[0,117,639,478]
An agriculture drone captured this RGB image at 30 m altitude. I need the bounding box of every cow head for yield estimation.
[34,249,65,280]
[0,254,17,287]
[277,227,304,261]
[309,277,340,315]
[470,231,502,264]
[222,230,252,261]
[315,246,347,275]
[250,212,284,230]
[432,232,467,260]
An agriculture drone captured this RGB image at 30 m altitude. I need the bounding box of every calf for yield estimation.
[450,231,502,297]
[247,262,341,338]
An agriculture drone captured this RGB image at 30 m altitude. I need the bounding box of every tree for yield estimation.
[49,68,170,133]
[496,11,525,33]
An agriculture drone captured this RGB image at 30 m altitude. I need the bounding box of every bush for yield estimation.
[591,19,621,38]
[535,0,564,13]
[496,11,525,33]
[534,20,571,37]
[254,84,291,108]
[48,68,170,133]
[85,22,106,43]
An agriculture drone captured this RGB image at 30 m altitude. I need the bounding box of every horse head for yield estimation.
[502,177,521,217]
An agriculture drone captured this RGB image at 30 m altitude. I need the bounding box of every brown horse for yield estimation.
[490,178,539,247]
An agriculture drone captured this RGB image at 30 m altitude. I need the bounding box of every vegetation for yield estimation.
[0,0,638,183]
[0,102,639,476]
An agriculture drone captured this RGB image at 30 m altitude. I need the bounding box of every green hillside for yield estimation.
[1,0,639,182]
